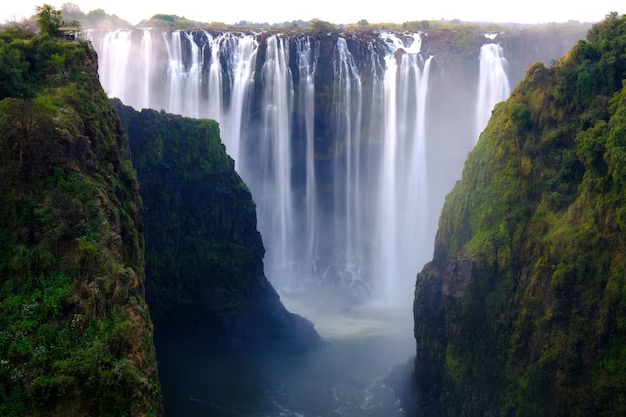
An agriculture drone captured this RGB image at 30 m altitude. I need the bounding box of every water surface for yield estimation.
[160,307,414,417]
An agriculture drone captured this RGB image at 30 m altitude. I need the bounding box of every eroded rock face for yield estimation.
[412,14,626,417]
[112,99,321,354]
[0,40,160,416]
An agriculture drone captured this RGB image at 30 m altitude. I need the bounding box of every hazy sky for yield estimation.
[1,0,624,26]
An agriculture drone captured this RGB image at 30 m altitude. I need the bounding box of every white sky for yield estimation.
[1,0,624,26]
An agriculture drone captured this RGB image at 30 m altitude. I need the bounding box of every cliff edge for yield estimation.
[112,100,321,354]
[0,36,161,415]
[414,13,626,417]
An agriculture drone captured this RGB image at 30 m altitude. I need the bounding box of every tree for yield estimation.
[0,38,32,99]
[357,19,369,28]
[309,18,336,33]
[35,4,64,37]
[402,20,430,31]
[61,2,85,21]
[4,15,38,39]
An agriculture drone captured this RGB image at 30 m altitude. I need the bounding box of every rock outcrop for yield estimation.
[112,100,321,354]
[0,36,160,416]
[413,13,626,417]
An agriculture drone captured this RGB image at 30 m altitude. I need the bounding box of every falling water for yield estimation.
[296,37,318,273]
[333,38,363,276]
[258,36,295,278]
[91,29,519,309]
[221,35,258,164]
[140,30,152,109]
[379,42,400,305]
[99,30,132,101]
[476,43,511,142]
[204,32,224,121]
[377,33,433,306]
[183,32,202,118]
[163,31,184,115]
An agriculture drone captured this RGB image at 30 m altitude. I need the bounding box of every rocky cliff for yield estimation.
[0,36,160,415]
[414,13,626,417]
[112,100,321,354]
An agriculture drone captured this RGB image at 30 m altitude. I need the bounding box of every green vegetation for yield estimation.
[0,25,160,417]
[309,18,338,33]
[139,14,207,29]
[2,16,38,40]
[35,4,66,36]
[414,12,626,417]
[112,100,319,357]
[112,101,261,334]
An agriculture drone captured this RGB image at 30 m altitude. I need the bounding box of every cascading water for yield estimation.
[91,29,517,310]
[257,35,295,284]
[182,32,202,118]
[296,37,318,276]
[163,31,184,115]
[377,33,433,306]
[222,35,258,163]
[476,43,511,142]
[204,32,224,121]
[379,40,400,306]
[99,30,132,101]
[140,29,152,109]
[332,38,364,287]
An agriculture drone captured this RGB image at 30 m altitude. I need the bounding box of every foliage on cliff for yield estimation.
[0,34,161,416]
[414,12,626,417]
[112,100,320,354]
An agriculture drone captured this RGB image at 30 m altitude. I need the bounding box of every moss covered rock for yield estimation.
[413,12,626,417]
[112,100,321,355]
[0,36,161,416]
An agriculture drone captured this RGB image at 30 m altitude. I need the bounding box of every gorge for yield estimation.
[5,8,626,417]
[87,25,588,416]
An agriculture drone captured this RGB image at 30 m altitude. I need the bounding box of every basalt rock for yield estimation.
[112,99,321,355]
[413,14,626,417]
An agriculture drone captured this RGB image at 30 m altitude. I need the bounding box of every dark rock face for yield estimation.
[385,357,419,417]
[112,98,320,354]
[412,14,626,417]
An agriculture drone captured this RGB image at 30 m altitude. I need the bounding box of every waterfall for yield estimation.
[163,31,183,115]
[332,38,363,284]
[296,37,318,274]
[224,35,258,167]
[379,41,400,305]
[99,30,132,102]
[377,33,432,306]
[204,32,224,122]
[140,30,152,109]
[258,35,295,282]
[183,32,202,118]
[476,43,511,142]
[91,29,523,309]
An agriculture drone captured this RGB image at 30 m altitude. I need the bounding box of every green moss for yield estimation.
[0,36,160,416]
[111,99,287,352]
[415,13,626,417]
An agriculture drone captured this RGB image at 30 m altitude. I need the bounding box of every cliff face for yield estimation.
[0,36,160,415]
[112,100,321,354]
[414,13,626,417]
